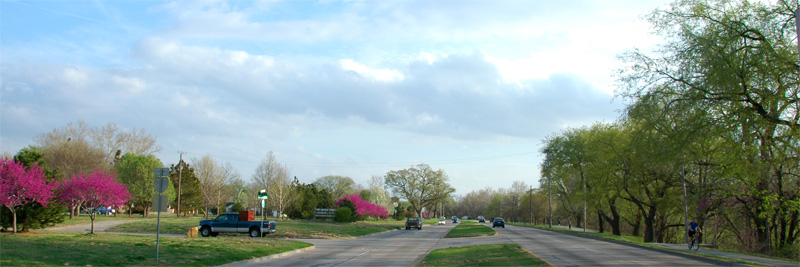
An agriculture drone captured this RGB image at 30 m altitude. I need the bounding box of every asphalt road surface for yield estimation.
[495,224,730,266]
[238,222,734,266]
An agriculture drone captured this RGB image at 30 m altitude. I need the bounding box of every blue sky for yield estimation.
[1,0,671,194]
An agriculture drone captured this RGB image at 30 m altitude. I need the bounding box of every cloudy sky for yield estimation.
[1,0,670,195]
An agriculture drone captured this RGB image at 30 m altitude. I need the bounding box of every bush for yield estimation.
[334,207,353,223]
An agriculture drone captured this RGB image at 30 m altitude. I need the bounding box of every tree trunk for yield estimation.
[11,209,18,234]
[643,206,657,243]
[90,212,96,234]
[597,211,604,233]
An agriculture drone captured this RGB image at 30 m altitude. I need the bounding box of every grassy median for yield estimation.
[0,231,311,266]
[420,243,548,266]
[445,221,496,238]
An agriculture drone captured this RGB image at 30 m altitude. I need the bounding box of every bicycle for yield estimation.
[688,232,702,251]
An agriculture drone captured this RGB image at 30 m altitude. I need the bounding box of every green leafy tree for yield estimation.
[384,164,455,218]
[115,153,174,217]
[313,175,356,203]
[170,160,202,217]
[617,0,799,252]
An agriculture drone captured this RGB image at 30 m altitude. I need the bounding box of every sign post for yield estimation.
[153,168,170,261]
[258,190,267,238]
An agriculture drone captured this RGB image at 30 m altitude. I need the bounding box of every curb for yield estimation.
[534,227,741,266]
[215,246,317,267]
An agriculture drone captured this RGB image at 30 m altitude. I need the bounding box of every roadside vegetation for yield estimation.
[0,231,311,266]
[445,221,495,238]
[420,243,548,266]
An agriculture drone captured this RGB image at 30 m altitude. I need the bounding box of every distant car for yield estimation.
[438,219,446,225]
[453,218,459,223]
[97,207,115,215]
[478,217,485,223]
[492,217,505,228]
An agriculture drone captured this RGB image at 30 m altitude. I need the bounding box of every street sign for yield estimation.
[258,190,268,200]
[154,168,170,177]
[152,194,169,212]
[154,177,169,194]
[261,199,265,208]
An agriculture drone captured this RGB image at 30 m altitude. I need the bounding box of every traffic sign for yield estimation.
[154,168,170,178]
[152,194,169,212]
[154,177,169,194]
[258,190,268,200]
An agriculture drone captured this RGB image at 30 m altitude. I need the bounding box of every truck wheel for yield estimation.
[249,227,261,238]
[406,227,409,230]
[200,226,211,237]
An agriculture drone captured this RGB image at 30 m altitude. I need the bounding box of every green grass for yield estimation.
[445,221,496,238]
[420,243,548,266]
[51,213,141,227]
[0,231,312,266]
[106,217,404,238]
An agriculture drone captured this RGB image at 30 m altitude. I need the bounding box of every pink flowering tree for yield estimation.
[58,170,130,233]
[336,194,389,219]
[0,158,56,233]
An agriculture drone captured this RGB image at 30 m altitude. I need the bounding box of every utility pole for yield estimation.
[529,185,532,225]
[177,151,185,217]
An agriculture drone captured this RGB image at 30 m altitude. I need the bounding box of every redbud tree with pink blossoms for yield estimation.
[0,158,56,233]
[335,194,388,219]
[57,170,130,234]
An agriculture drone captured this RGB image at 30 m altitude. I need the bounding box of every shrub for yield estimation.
[334,207,352,222]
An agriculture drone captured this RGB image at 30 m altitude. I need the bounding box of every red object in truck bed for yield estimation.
[239,211,255,221]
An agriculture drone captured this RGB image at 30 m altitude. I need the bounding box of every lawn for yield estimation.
[445,221,496,238]
[0,231,312,266]
[420,243,548,266]
[105,216,404,238]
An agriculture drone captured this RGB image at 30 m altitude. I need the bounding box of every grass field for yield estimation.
[0,231,311,266]
[420,243,548,266]
[445,221,496,238]
[101,215,404,238]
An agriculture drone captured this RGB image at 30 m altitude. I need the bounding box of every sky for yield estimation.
[0,0,672,195]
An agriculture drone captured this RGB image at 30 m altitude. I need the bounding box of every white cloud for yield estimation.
[340,59,404,83]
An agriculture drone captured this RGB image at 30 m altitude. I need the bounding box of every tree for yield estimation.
[57,170,130,233]
[192,154,238,218]
[170,160,202,216]
[384,164,455,217]
[0,147,66,229]
[336,193,388,219]
[0,158,56,233]
[313,175,356,202]
[35,121,108,178]
[287,178,334,219]
[115,153,172,217]
[617,0,799,251]
[251,151,292,219]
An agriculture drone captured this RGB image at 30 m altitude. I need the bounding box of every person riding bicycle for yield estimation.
[688,219,702,240]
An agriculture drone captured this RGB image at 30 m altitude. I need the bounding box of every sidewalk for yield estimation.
[548,224,798,267]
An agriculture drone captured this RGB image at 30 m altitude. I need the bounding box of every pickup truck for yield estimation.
[199,212,276,237]
[405,217,422,230]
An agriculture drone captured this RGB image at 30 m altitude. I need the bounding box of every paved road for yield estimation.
[239,223,461,267]
[496,224,734,266]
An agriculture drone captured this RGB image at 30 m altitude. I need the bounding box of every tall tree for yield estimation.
[169,160,202,216]
[313,175,356,202]
[384,164,455,217]
[0,158,56,233]
[251,151,292,219]
[191,154,238,218]
[617,0,799,251]
[115,153,172,217]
